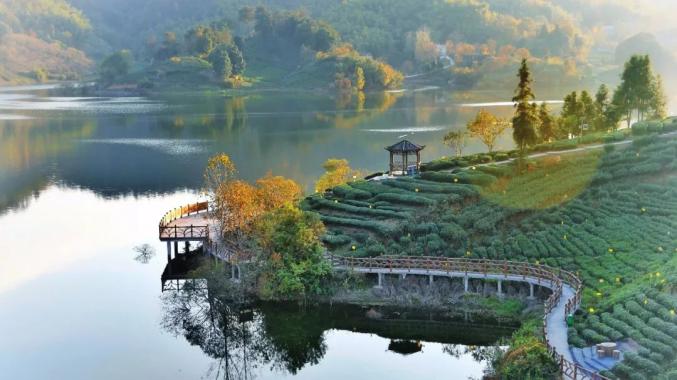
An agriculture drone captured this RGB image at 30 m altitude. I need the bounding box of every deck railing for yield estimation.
[159,202,209,227]
[158,202,210,240]
[330,255,608,380]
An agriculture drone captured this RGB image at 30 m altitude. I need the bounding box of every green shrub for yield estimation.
[371,192,434,206]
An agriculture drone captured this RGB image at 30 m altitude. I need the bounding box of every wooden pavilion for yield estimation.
[385,140,425,175]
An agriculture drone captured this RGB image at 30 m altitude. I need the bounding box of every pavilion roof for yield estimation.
[385,139,425,153]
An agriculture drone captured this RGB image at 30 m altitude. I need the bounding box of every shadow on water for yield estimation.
[159,250,515,379]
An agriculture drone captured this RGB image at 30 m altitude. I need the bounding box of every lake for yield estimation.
[0,85,557,379]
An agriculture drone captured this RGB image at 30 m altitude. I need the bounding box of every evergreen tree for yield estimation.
[561,91,583,136]
[579,90,595,131]
[227,44,246,75]
[208,45,233,82]
[511,59,538,153]
[650,74,667,120]
[613,55,664,126]
[537,103,555,142]
[593,84,610,131]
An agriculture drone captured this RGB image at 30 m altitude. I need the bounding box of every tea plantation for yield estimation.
[303,134,677,380]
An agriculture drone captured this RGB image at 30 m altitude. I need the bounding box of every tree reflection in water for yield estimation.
[160,259,516,379]
[160,263,327,379]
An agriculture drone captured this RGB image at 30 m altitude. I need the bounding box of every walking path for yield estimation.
[442,130,677,173]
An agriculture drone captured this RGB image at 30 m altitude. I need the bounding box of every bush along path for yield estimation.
[304,133,677,380]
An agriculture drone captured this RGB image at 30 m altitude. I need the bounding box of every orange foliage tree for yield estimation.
[256,172,303,211]
[467,109,510,153]
[203,154,303,243]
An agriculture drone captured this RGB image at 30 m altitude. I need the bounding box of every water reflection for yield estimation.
[0,86,564,215]
[160,253,515,379]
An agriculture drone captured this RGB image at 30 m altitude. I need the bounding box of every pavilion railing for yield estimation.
[330,255,608,380]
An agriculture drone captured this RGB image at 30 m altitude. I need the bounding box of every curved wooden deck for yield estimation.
[159,202,215,241]
[330,255,609,380]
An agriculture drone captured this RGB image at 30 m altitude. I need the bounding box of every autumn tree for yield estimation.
[442,130,468,157]
[315,158,361,192]
[256,173,303,211]
[467,110,509,153]
[203,154,303,249]
[414,27,438,66]
[204,153,236,206]
[219,180,261,235]
[511,59,538,153]
[355,66,365,92]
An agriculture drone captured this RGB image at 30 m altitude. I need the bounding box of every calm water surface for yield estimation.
[0,85,554,379]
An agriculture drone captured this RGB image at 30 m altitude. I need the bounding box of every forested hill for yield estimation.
[1,0,676,88]
[0,0,93,84]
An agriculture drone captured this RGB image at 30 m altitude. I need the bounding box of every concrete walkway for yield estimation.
[547,284,575,363]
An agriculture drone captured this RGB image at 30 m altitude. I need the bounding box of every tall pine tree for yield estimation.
[512,59,538,153]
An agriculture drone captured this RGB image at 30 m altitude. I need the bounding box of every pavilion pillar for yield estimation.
[497,280,503,297]
[417,151,421,170]
[389,153,393,173]
[400,273,406,280]
[184,241,190,254]
[464,276,469,293]
[528,283,535,299]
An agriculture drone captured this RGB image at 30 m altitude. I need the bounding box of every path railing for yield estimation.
[330,255,608,380]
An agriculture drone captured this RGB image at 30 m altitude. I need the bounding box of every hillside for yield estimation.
[0,0,93,84]
[305,130,677,379]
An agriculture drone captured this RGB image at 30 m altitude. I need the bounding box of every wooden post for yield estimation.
[529,283,535,299]
[167,241,171,261]
[174,240,179,256]
[429,275,433,286]
[464,276,469,293]
[498,280,503,297]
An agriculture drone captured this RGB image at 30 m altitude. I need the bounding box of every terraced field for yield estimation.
[303,134,677,379]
